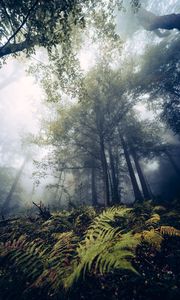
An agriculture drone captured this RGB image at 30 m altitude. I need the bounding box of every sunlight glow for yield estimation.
[79,44,96,72]
[0,59,42,135]
[134,103,154,120]
[145,160,159,172]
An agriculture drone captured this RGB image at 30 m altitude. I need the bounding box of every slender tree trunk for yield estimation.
[95,101,110,207]
[100,135,110,206]
[165,149,180,177]
[120,135,143,202]
[1,157,27,215]
[108,168,113,203]
[131,147,151,200]
[108,144,120,204]
[54,173,62,201]
[91,166,98,206]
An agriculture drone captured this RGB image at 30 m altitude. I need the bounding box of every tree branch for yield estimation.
[137,8,180,32]
[0,0,39,57]
[149,13,180,31]
[0,38,38,58]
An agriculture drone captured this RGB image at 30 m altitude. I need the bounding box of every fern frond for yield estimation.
[159,226,180,237]
[136,229,164,251]
[33,231,78,290]
[145,213,161,226]
[0,235,45,280]
[64,207,138,289]
[152,205,166,213]
[87,206,132,237]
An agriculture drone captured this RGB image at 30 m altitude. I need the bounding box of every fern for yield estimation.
[64,207,139,289]
[136,229,164,251]
[1,204,179,297]
[87,206,132,236]
[159,226,180,236]
[0,235,46,280]
[152,205,166,213]
[135,225,180,251]
[31,231,78,291]
[145,213,161,226]
[0,231,78,291]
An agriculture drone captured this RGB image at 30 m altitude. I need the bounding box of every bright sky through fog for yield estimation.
[0,58,42,138]
[79,43,97,72]
[134,103,154,120]
[0,47,97,171]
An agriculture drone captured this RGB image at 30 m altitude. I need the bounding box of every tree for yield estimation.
[0,0,127,60]
[131,36,180,135]
[1,0,179,60]
[130,145,150,200]
[31,32,179,206]
[108,141,121,204]
[35,61,158,205]
[31,63,126,206]
[118,110,169,202]
[120,134,144,202]
[0,0,87,59]
[34,60,167,205]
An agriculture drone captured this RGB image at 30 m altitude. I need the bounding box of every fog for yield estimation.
[0,0,180,215]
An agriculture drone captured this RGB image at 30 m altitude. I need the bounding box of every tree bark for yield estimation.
[120,135,143,202]
[99,135,110,206]
[108,144,120,204]
[0,39,37,58]
[91,166,98,206]
[95,100,110,207]
[130,147,151,200]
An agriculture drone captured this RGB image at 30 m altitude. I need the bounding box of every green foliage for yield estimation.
[134,36,180,134]
[64,207,139,288]
[0,0,137,60]
[0,0,88,58]
[0,201,180,299]
[0,235,45,280]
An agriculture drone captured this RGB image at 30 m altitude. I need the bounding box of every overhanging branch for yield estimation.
[0,0,39,57]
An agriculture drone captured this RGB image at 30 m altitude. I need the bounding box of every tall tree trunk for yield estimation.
[95,101,110,207]
[91,166,98,206]
[1,157,27,216]
[120,135,143,202]
[108,144,120,204]
[165,149,180,177]
[100,135,110,206]
[131,147,151,200]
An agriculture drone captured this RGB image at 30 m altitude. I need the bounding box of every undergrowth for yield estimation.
[0,201,180,300]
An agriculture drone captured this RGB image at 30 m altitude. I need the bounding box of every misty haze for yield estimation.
[0,1,180,300]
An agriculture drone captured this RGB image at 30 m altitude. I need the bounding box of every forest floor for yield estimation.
[0,200,180,300]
